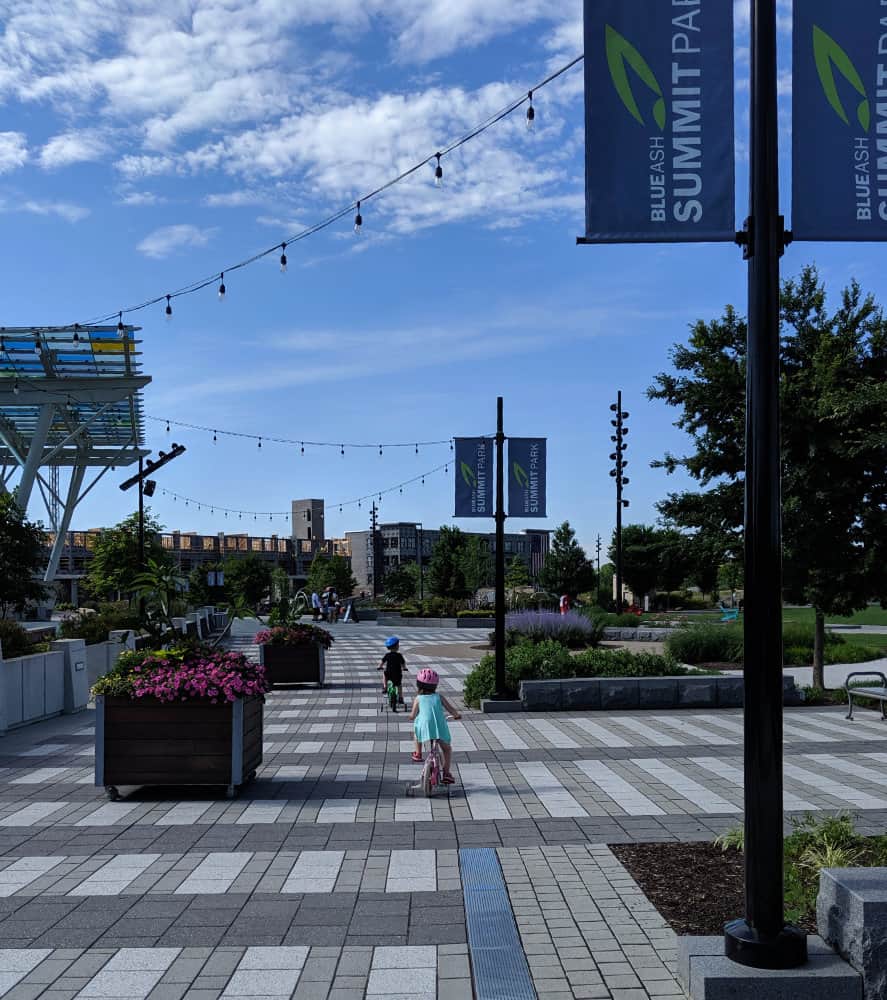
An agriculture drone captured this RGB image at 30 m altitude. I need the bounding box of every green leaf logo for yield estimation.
[513,462,530,489]
[813,25,870,131]
[460,461,477,489]
[605,25,666,130]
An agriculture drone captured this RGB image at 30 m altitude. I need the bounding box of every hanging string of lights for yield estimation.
[78,54,584,328]
[156,459,454,521]
[147,415,454,454]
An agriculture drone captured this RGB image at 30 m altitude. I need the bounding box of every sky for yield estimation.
[1,0,883,556]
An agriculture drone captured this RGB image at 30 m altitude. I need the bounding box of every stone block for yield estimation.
[561,679,601,711]
[636,629,653,641]
[783,676,802,706]
[818,867,887,1000]
[599,678,639,709]
[520,681,562,711]
[716,677,745,708]
[481,699,523,714]
[638,678,678,709]
[678,934,862,999]
[677,677,718,708]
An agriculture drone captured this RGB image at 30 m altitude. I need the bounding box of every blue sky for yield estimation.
[1,0,882,555]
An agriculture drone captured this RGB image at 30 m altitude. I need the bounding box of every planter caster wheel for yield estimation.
[226,784,237,799]
[105,786,120,802]
[243,770,257,787]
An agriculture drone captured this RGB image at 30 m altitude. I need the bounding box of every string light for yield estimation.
[279,243,287,273]
[379,444,383,456]
[213,430,217,443]
[300,442,305,455]
[13,379,19,395]
[117,312,125,338]
[218,273,226,300]
[434,152,443,187]
[526,90,535,130]
[340,444,344,456]
[164,295,172,321]
[73,324,80,344]
[77,54,584,329]
[258,437,262,449]
[354,201,362,234]
[166,420,170,433]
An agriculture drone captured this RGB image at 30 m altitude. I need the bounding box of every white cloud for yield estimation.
[39,129,108,169]
[136,223,216,258]
[204,190,264,207]
[118,189,164,205]
[0,131,28,173]
[21,199,90,222]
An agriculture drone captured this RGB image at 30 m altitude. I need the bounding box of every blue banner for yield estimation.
[508,439,546,518]
[582,0,735,243]
[454,438,492,517]
[793,3,887,241]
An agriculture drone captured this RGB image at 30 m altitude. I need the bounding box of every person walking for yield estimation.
[311,590,321,621]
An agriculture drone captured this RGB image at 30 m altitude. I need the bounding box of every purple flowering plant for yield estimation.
[504,610,605,649]
[254,624,334,650]
[91,646,269,703]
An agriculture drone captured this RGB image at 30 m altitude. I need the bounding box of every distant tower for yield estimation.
[291,499,325,542]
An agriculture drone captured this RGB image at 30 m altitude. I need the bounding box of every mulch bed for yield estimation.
[611,842,818,936]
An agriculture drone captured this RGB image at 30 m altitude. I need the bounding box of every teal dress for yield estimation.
[413,692,452,745]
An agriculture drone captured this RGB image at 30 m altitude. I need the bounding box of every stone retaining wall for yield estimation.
[601,627,678,641]
[520,674,801,711]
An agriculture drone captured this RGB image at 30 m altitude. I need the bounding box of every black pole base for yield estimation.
[724,919,807,969]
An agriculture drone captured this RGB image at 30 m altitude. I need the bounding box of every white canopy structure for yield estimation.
[0,325,150,581]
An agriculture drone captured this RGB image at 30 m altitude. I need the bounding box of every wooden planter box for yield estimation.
[94,694,263,799]
[259,643,326,688]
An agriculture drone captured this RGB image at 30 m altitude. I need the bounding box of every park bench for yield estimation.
[845,671,887,721]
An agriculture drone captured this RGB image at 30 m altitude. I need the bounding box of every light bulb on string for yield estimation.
[339,505,343,514]
[340,444,344,456]
[258,437,262,449]
[73,325,80,344]
[213,430,217,443]
[354,201,362,234]
[434,152,443,187]
[526,90,535,130]
[379,445,383,456]
[415,443,419,455]
[450,440,454,451]
[300,442,305,455]
[13,379,19,395]
[166,420,170,433]
[421,476,425,485]
[279,243,287,273]
[218,273,226,300]
[117,312,125,338]
[165,295,172,321]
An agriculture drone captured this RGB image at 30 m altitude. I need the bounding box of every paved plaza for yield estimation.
[1,624,886,998]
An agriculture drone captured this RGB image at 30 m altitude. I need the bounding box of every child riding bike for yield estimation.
[409,668,461,785]
[377,636,407,707]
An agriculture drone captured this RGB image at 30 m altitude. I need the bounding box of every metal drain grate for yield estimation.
[460,848,537,1000]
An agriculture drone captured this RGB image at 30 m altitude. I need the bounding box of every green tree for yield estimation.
[383,562,418,603]
[610,524,661,603]
[648,265,887,685]
[427,526,469,599]
[306,553,357,598]
[505,555,531,589]
[85,510,168,601]
[597,563,615,608]
[187,562,225,607]
[222,554,273,609]
[461,536,492,593]
[132,558,186,630]
[0,494,47,618]
[538,521,595,599]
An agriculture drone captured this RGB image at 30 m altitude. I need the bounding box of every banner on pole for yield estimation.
[454,438,492,517]
[793,3,887,241]
[508,438,547,518]
[581,0,735,243]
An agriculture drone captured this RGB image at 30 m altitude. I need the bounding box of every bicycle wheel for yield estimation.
[388,683,398,713]
[422,747,434,797]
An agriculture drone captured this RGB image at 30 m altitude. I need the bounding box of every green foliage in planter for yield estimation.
[59,602,141,646]
[665,623,744,664]
[0,619,34,659]
[462,641,688,707]
[457,610,496,618]
[715,813,887,928]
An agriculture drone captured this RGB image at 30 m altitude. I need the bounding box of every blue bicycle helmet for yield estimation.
[385,636,400,648]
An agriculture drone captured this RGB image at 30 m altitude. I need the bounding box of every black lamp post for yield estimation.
[609,394,629,612]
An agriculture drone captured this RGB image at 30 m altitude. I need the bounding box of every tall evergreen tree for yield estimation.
[538,521,594,599]
[427,526,469,599]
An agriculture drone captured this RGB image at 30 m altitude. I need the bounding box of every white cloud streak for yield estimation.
[136,223,217,257]
[0,131,28,173]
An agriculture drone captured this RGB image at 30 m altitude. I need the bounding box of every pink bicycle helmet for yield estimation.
[416,668,439,687]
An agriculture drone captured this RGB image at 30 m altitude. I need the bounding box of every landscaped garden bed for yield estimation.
[92,644,268,799]
[254,624,333,688]
[612,814,887,936]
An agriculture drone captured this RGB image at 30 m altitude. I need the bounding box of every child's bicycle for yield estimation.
[406,739,449,798]
[380,679,400,713]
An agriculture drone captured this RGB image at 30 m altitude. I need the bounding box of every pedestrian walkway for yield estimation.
[1,622,885,998]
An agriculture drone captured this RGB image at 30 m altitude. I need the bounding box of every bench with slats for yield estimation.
[845,671,887,721]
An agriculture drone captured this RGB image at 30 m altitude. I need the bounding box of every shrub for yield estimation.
[92,645,269,702]
[571,647,688,678]
[457,610,496,618]
[461,640,688,707]
[665,624,744,664]
[254,624,333,649]
[504,611,605,649]
[0,619,34,659]
[59,602,141,646]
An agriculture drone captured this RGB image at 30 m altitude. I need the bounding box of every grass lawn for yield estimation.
[782,605,887,626]
[836,632,887,652]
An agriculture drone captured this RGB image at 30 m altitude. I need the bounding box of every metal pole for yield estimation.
[724,0,806,970]
[371,503,378,601]
[494,397,506,699]
[615,392,623,613]
[418,524,424,601]
[596,534,601,607]
[137,457,145,617]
